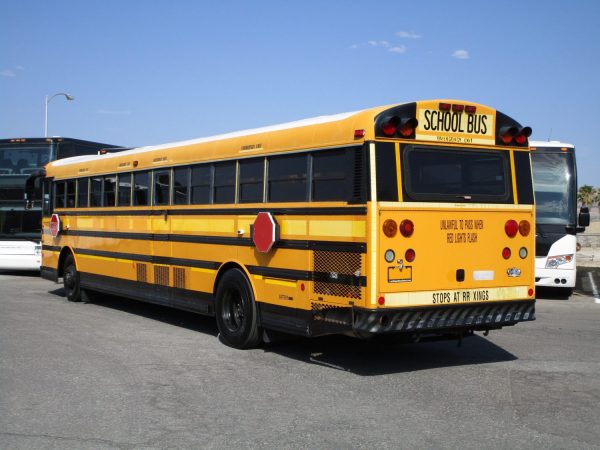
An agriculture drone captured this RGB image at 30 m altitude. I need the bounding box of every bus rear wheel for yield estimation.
[215,269,262,349]
[63,254,82,302]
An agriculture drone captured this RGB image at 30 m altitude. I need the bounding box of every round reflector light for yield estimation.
[519,220,530,236]
[382,219,397,238]
[378,296,385,306]
[502,247,511,259]
[528,288,534,297]
[384,249,395,263]
[519,247,528,259]
[399,219,414,237]
[405,248,416,262]
[505,220,518,237]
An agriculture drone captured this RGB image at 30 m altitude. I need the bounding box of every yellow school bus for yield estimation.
[39,100,535,348]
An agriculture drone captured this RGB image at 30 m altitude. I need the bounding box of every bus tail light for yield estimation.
[382,219,398,237]
[514,127,532,145]
[399,118,418,137]
[505,220,518,237]
[381,117,399,136]
[452,104,464,113]
[499,126,518,144]
[465,105,477,114]
[519,220,531,236]
[399,219,414,237]
[439,102,451,111]
[405,248,416,262]
[502,247,511,259]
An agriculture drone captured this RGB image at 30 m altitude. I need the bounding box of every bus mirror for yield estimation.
[578,206,590,227]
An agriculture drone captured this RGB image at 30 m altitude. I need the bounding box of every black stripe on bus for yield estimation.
[42,245,62,252]
[72,248,366,287]
[79,272,214,315]
[56,206,368,217]
[62,230,366,253]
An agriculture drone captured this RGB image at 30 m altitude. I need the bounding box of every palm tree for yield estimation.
[578,185,596,207]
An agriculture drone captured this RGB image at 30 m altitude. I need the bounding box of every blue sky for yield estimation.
[1,0,599,185]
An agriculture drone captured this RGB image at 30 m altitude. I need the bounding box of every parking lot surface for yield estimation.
[1,272,599,449]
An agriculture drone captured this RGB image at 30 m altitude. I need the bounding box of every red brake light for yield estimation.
[465,105,477,114]
[505,220,519,237]
[399,118,418,137]
[502,247,511,259]
[381,118,398,137]
[452,104,464,112]
[439,102,451,111]
[405,248,416,262]
[354,129,366,138]
[399,219,414,237]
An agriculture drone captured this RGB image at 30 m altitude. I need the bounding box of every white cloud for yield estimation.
[388,46,407,53]
[1,69,16,77]
[452,49,470,60]
[368,40,390,47]
[96,109,132,115]
[396,31,422,39]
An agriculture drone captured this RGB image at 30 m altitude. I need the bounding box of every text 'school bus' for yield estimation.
[0,137,121,271]
[38,100,536,349]
[530,141,590,293]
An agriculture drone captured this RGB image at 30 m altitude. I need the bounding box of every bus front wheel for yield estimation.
[215,269,262,349]
[63,254,82,302]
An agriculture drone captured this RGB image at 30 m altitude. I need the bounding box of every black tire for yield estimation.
[215,268,262,349]
[63,254,82,302]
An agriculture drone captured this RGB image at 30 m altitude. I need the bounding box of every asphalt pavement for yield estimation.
[1,271,599,450]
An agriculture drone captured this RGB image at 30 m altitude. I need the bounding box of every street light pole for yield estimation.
[44,92,74,137]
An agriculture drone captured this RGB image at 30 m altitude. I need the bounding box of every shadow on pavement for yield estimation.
[0,270,41,277]
[536,286,572,300]
[47,286,516,375]
[262,332,517,376]
[48,287,218,337]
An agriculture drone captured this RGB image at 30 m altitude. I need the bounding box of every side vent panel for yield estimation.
[173,267,186,289]
[154,265,170,286]
[313,250,362,300]
[136,263,147,283]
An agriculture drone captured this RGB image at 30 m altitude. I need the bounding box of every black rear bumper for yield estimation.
[310,300,535,337]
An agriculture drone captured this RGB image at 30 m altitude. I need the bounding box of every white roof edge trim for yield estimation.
[52,109,366,167]
[529,140,574,148]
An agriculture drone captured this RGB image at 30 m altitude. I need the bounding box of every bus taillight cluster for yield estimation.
[498,125,532,146]
[503,219,530,260]
[383,219,415,263]
[380,116,418,138]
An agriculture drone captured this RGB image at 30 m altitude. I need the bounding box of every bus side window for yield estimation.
[133,171,150,206]
[154,170,171,206]
[191,165,211,204]
[118,173,132,206]
[43,180,53,217]
[173,167,190,205]
[77,178,89,208]
[268,154,308,202]
[214,161,236,204]
[55,181,66,209]
[239,158,264,203]
[104,175,117,207]
[66,180,76,208]
[312,148,348,201]
[90,177,103,207]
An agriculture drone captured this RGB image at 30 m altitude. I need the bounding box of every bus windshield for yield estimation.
[0,144,51,178]
[531,152,576,225]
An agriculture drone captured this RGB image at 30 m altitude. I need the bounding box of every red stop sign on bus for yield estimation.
[50,213,61,238]
[252,212,278,253]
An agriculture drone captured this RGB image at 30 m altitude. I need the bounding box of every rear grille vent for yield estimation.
[154,265,170,286]
[313,250,362,299]
[136,263,147,283]
[173,267,186,289]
